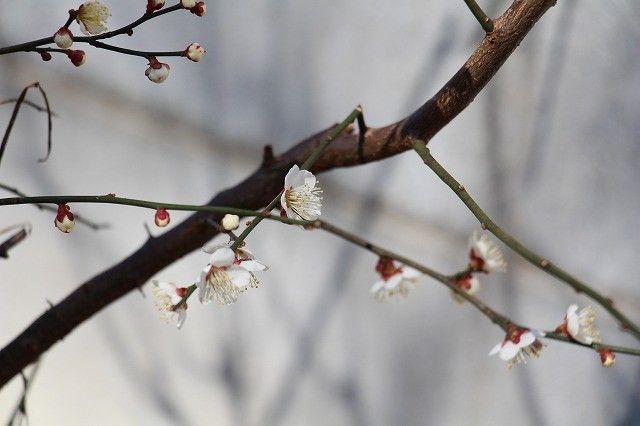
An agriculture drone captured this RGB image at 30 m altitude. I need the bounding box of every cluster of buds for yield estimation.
[41,1,206,81]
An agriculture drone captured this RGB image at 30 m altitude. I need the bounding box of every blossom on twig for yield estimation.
[185,42,205,62]
[556,304,600,345]
[469,231,506,273]
[76,1,110,35]
[489,327,544,368]
[54,28,74,49]
[197,243,267,305]
[280,165,322,221]
[370,256,421,301]
[152,280,187,329]
[598,348,616,367]
[145,57,170,83]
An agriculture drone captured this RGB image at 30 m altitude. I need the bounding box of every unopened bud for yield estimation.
[40,51,52,61]
[221,214,240,231]
[154,208,170,227]
[55,203,75,233]
[598,348,616,368]
[185,42,205,62]
[190,1,206,16]
[54,27,74,49]
[145,57,170,83]
[67,49,86,67]
[146,0,165,13]
[181,0,196,8]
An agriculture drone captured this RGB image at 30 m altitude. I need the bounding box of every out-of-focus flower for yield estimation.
[598,348,616,367]
[54,27,74,49]
[489,328,544,368]
[146,0,165,13]
[185,42,205,62]
[189,1,206,16]
[152,280,187,329]
[181,0,196,7]
[67,49,86,67]
[556,304,600,345]
[469,231,507,273]
[76,1,110,35]
[154,208,170,227]
[145,57,170,83]
[55,203,75,233]
[370,256,421,302]
[451,272,480,303]
[221,214,240,231]
[280,165,322,221]
[197,243,267,305]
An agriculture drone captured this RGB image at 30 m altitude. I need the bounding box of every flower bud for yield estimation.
[67,49,86,67]
[221,214,240,231]
[190,1,206,16]
[185,42,205,62]
[181,0,196,8]
[154,208,170,227]
[146,0,165,13]
[40,51,52,61]
[145,57,170,83]
[54,27,74,49]
[598,348,616,367]
[55,203,75,233]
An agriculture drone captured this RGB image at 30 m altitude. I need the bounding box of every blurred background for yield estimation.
[1,0,640,424]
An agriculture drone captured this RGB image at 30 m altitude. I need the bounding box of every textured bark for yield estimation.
[0,0,556,387]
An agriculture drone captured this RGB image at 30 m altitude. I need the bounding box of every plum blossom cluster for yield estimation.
[40,1,208,82]
[451,231,506,301]
[370,256,421,302]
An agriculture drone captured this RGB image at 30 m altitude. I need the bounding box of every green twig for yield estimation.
[463,0,495,32]
[412,139,640,341]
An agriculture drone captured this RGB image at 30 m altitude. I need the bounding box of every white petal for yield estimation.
[488,342,503,356]
[401,266,421,280]
[176,309,187,329]
[284,164,301,188]
[241,259,268,272]
[384,274,403,290]
[518,331,536,348]
[300,170,317,188]
[202,241,230,254]
[210,247,235,267]
[227,268,252,289]
[370,280,386,294]
[499,341,520,361]
[566,304,579,338]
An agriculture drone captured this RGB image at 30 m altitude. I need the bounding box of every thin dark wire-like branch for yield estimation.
[412,140,640,340]
[6,358,41,426]
[463,0,495,32]
[88,40,184,58]
[0,98,58,117]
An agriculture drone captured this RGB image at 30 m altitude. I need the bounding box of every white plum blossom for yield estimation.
[221,214,240,231]
[185,42,205,62]
[562,304,600,344]
[145,59,170,83]
[197,243,267,305]
[469,231,507,273]
[280,165,322,221]
[152,281,187,329]
[54,27,74,49]
[76,1,110,35]
[54,203,75,233]
[451,272,480,303]
[370,257,421,302]
[489,328,544,368]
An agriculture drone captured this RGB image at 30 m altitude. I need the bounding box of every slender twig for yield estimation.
[0,4,183,56]
[0,98,58,117]
[88,40,184,58]
[0,183,109,230]
[316,220,640,356]
[412,140,640,340]
[463,0,495,32]
[230,106,363,250]
[6,358,42,425]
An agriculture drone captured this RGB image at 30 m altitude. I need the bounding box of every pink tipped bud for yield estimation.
[181,0,196,8]
[185,42,205,62]
[146,0,165,13]
[40,51,52,61]
[190,1,206,16]
[155,208,170,227]
[55,203,75,233]
[67,49,86,67]
[598,348,616,368]
[54,27,74,49]
[145,57,170,83]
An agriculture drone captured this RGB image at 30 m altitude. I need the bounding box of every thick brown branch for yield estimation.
[0,0,556,388]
